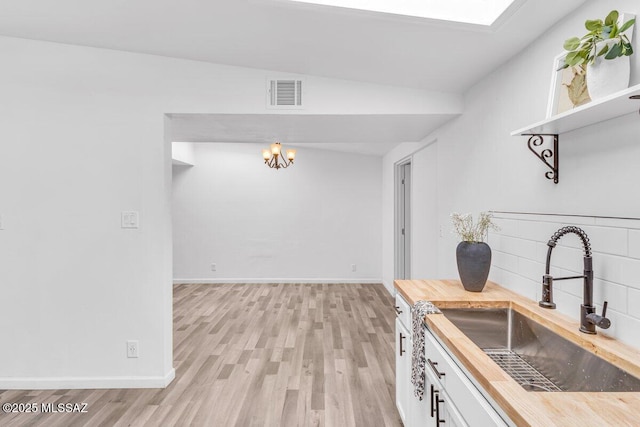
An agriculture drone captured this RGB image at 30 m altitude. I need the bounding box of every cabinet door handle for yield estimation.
[428,358,446,379]
[394,305,403,315]
[399,332,406,356]
[435,392,445,424]
[430,384,437,417]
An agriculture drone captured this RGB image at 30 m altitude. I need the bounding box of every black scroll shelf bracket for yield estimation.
[521,134,559,184]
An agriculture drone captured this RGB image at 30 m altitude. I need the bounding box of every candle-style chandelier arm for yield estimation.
[262,142,296,170]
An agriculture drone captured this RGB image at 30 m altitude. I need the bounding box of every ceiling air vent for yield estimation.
[268,79,303,108]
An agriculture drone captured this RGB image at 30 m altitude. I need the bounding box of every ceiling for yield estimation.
[0,0,585,92]
[169,114,453,155]
[1,0,586,155]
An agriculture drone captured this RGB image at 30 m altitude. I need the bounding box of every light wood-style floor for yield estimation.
[0,283,401,426]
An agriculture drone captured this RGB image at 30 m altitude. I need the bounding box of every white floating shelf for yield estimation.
[511,84,640,136]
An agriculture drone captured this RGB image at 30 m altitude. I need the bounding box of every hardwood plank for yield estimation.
[0,283,401,427]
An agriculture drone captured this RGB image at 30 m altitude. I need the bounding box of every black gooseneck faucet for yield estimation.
[540,226,611,334]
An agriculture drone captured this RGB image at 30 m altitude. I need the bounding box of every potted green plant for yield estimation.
[561,10,635,100]
[451,212,498,292]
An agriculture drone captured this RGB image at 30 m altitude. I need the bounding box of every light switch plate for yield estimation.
[121,211,139,229]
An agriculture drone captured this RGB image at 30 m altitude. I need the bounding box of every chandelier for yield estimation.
[262,142,296,170]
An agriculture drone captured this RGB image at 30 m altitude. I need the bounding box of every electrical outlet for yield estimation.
[351,264,357,272]
[127,340,139,358]
[211,263,217,271]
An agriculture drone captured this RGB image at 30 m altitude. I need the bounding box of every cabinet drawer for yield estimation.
[424,326,508,427]
[395,293,412,331]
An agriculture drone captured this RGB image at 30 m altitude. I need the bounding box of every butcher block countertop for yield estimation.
[395,279,640,427]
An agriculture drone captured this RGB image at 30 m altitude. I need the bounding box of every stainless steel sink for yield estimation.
[440,307,640,392]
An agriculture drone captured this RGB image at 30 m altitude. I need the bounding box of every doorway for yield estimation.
[395,160,411,279]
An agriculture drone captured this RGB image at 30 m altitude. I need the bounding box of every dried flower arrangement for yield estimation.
[450,212,499,243]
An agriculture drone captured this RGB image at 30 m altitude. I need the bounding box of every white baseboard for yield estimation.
[0,368,175,390]
[173,278,383,284]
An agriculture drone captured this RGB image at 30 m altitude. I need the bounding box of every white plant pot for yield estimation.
[586,40,630,100]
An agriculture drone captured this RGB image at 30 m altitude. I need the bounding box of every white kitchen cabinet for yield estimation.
[426,366,467,426]
[407,337,431,427]
[443,395,467,427]
[423,325,510,427]
[395,293,411,329]
[395,291,510,426]
[396,317,411,424]
[412,380,432,427]
[395,294,431,427]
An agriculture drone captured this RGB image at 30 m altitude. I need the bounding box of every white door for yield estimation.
[396,161,411,279]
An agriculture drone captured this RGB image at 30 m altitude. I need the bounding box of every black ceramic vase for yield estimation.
[456,241,492,292]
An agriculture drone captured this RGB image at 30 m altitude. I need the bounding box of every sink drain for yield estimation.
[483,348,562,392]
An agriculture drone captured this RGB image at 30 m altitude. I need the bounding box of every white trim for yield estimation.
[0,368,175,390]
[173,278,383,284]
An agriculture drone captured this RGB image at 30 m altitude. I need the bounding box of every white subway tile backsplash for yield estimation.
[628,289,640,320]
[553,290,583,320]
[514,220,559,242]
[517,257,544,283]
[629,230,640,260]
[501,269,537,301]
[491,218,519,238]
[593,253,625,284]
[494,212,596,226]
[492,250,518,273]
[489,212,640,350]
[621,257,640,290]
[603,310,640,346]
[512,236,538,260]
[592,279,628,315]
[555,216,597,226]
[488,265,504,284]
[595,217,640,230]
[553,272,584,298]
[487,232,504,251]
[549,245,584,274]
[580,225,627,256]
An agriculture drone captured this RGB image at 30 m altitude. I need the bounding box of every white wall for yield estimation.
[172,143,382,282]
[172,142,196,166]
[383,0,640,349]
[0,35,459,388]
[411,142,439,279]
